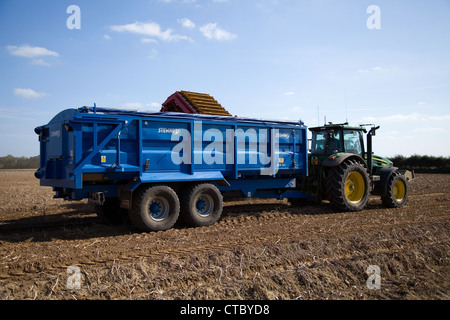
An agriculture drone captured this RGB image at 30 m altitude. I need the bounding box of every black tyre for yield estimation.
[325,160,370,211]
[289,198,310,207]
[382,172,408,208]
[129,185,180,232]
[95,197,127,225]
[180,183,223,227]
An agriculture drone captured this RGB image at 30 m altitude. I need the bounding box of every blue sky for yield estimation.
[1,0,449,157]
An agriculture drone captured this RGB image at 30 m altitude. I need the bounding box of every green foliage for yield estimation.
[0,155,40,169]
[389,155,450,173]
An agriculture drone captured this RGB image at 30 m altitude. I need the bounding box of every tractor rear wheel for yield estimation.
[325,160,370,211]
[382,172,408,208]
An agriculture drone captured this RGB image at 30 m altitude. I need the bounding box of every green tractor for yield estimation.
[299,122,413,211]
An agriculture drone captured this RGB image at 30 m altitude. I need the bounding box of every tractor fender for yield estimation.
[322,154,367,168]
[372,167,399,196]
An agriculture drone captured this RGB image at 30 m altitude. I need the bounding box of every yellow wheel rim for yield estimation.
[393,180,406,201]
[345,171,365,203]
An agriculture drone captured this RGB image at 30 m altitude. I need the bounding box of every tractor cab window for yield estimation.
[311,130,343,155]
[343,130,363,156]
[311,132,326,155]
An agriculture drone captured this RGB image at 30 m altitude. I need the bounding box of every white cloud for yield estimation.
[361,112,450,123]
[123,102,161,110]
[199,23,237,41]
[110,21,191,42]
[358,66,387,73]
[14,88,47,99]
[141,38,158,44]
[7,44,59,58]
[290,106,303,113]
[178,18,196,29]
[413,127,447,133]
[103,35,112,40]
[284,91,295,95]
[31,59,50,66]
[123,102,144,109]
[148,102,161,108]
[7,44,59,66]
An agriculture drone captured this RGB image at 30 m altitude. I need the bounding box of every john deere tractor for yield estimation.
[300,123,413,211]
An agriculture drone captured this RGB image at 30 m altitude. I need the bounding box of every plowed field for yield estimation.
[0,170,449,300]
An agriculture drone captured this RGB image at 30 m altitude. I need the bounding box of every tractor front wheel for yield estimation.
[382,172,408,208]
[325,160,370,211]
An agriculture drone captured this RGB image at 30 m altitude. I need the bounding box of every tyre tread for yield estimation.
[325,160,370,211]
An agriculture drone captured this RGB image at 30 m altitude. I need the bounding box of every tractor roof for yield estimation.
[309,122,367,132]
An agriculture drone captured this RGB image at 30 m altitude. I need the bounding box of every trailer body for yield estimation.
[35,107,309,214]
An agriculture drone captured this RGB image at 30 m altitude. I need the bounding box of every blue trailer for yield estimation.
[35,106,309,231]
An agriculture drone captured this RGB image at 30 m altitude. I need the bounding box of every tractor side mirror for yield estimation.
[369,126,380,136]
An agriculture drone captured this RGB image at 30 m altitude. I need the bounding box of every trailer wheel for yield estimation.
[382,172,408,208]
[95,197,127,225]
[325,160,370,211]
[129,185,180,232]
[180,183,223,227]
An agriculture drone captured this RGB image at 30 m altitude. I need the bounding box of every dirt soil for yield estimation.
[0,170,449,300]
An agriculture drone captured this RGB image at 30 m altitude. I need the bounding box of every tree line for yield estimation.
[0,155,40,169]
[1,154,450,173]
[388,155,450,173]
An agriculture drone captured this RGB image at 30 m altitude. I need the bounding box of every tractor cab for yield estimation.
[310,123,366,157]
[308,122,395,176]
